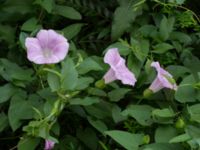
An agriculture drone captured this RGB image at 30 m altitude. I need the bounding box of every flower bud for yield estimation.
[143,135,150,144]
[143,89,153,99]
[95,79,106,89]
[175,117,185,129]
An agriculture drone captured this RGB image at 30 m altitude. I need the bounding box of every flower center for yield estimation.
[43,48,52,58]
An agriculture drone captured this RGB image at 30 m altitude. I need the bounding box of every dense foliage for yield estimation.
[0,0,200,149]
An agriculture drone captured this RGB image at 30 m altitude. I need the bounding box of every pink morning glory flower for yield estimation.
[25,29,69,64]
[149,61,177,92]
[103,48,136,86]
[44,140,55,150]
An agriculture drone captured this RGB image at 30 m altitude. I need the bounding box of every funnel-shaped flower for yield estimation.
[44,140,55,150]
[149,61,177,92]
[25,29,69,64]
[103,48,136,86]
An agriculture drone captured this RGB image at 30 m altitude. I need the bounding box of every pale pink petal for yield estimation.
[149,61,177,92]
[44,140,55,150]
[114,62,136,86]
[104,48,122,67]
[103,48,136,86]
[25,29,69,64]
[103,68,117,83]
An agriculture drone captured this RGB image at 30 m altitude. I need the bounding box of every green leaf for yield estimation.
[105,130,144,150]
[108,88,131,102]
[169,133,191,143]
[0,113,9,132]
[152,108,175,123]
[69,97,100,106]
[170,32,192,45]
[0,84,17,103]
[155,126,178,143]
[77,57,103,74]
[17,137,40,150]
[175,74,200,103]
[0,59,33,82]
[77,128,98,150]
[87,117,108,133]
[105,42,131,56]
[47,72,60,92]
[159,16,175,41]
[122,105,154,126]
[54,5,81,20]
[152,43,174,54]
[21,17,41,32]
[87,87,107,97]
[75,77,94,90]
[142,143,184,150]
[62,23,84,40]
[112,105,127,123]
[111,5,142,40]
[187,104,200,123]
[8,91,34,131]
[61,58,78,91]
[34,0,54,13]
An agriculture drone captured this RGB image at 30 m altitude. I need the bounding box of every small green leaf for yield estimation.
[54,5,81,20]
[105,130,144,150]
[87,117,108,133]
[34,0,54,13]
[0,84,17,103]
[108,88,131,102]
[153,43,174,54]
[0,113,9,132]
[69,97,100,106]
[18,137,40,150]
[61,58,78,91]
[75,77,94,90]
[169,133,191,143]
[62,23,84,40]
[47,72,60,92]
[187,104,200,123]
[21,17,41,32]
[122,105,154,126]
[77,57,103,74]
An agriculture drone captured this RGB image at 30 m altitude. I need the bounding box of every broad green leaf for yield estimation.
[169,133,191,143]
[87,117,108,133]
[105,42,131,56]
[122,105,154,126]
[152,43,174,54]
[21,17,41,32]
[87,87,107,97]
[69,97,100,106]
[18,137,40,150]
[8,91,34,131]
[175,74,200,103]
[170,32,192,45]
[0,59,33,82]
[0,113,9,132]
[75,77,94,90]
[61,58,78,91]
[155,126,178,143]
[62,23,84,40]
[54,5,81,20]
[108,88,131,102]
[111,5,142,40]
[77,57,103,74]
[34,0,54,13]
[77,128,98,150]
[166,65,190,79]
[112,105,127,123]
[139,25,157,37]
[0,84,17,103]
[47,72,61,92]
[159,16,175,41]
[141,143,184,150]
[187,104,200,123]
[0,24,16,44]
[105,130,144,150]
[152,108,175,123]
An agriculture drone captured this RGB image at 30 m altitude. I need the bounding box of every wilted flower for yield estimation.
[25,29,69,64]
[149,61,177,92]
[44,140,55,150]
[103,48,136,86]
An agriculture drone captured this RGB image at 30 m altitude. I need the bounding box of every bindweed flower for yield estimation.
[44,140,55,150]
[103,48,136,86]
[25,29,69,64]
[149,61,177,93]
